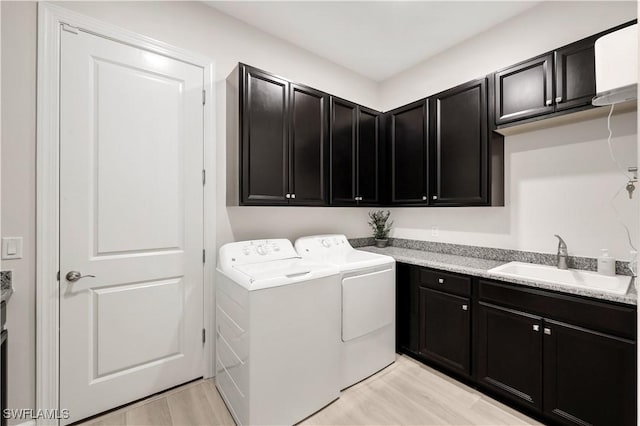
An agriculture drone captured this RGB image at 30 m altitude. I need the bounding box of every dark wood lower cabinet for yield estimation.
[396,263,420,354]
[419,287,470,375]
[543,319,636,426]
[396,263,637,426]
[476,302,543,411]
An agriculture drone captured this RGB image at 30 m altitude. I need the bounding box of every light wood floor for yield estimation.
[80,355,541,426]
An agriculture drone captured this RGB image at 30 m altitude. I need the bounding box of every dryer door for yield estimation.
[342,267,395,341]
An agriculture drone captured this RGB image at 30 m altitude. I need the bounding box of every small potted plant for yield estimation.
[368,210,393,248]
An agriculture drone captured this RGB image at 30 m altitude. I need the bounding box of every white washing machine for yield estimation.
[216,239,341,426]
[295,235,396,389]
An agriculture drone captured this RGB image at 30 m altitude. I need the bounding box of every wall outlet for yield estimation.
[431,226,439,237]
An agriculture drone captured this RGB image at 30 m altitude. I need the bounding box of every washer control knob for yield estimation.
[321,239,331,248]
[256,245,267,255]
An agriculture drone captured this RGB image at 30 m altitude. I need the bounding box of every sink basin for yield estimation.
[488,262,632,296]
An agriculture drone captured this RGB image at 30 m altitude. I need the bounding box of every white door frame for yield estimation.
[36,3,216,423]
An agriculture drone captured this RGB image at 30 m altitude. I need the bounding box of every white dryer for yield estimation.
[216,239,341,426]
[295,235,396,389]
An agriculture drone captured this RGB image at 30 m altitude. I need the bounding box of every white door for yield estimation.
[59,28,204,424]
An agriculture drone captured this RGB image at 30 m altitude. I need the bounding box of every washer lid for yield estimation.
[295,234,394,272]
[227,258,339,291]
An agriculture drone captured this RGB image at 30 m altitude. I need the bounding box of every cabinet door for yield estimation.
[495,54,554,124]
[477,302,543,411]
[396,263,420,354]
[330,97,357,205]
[543,319,636,426]
[289,84,328,205]
[430,78,488,206]
[389,100,428,204]
[241,65,289,204]
[357,106,380,205]
[419,287,470,375]
[554,37,597,112]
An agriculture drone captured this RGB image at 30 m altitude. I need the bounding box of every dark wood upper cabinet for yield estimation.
[357,106,380,205]
[430,78,488,206]
[543,319,636,426]
[419,287,471,376]
[495,54,555,125]
[233,22,631,207]
[238,64,328,205]
[554,37,597,112]
[330,97,357,205]
[389,100,429,205]
[477,302,543,411]
[241,65,289,204]
[289,83,329,205]
[329,98,381,206]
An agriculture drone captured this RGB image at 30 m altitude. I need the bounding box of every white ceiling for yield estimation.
[206,1,541,81]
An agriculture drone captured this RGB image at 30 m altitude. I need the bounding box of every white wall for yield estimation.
[379,0,638,260]
[391,112,638,259]
[1,0,637,419]
[1,3,36,422]
[379,1,637,110]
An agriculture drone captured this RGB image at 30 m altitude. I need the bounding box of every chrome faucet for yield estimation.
[554,235,568,270]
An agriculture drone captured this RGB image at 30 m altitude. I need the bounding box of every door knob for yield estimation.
[66,271,95,282]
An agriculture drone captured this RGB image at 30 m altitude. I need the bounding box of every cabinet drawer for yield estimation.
[478,279,636,339]
[419,268,471,297]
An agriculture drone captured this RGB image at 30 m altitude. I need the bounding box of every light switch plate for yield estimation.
[2,237,23,260]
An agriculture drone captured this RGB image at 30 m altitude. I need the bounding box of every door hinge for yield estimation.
[202,170,206,185]
[203,249,206,264]
[56,271,60,281]
[202,89,206,105]
[202,328,206,343]
[62,23,79,34]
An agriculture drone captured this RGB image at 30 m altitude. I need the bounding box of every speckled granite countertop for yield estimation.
[0,286,12,303]
[361,246,638,306]
[1,270,12,303]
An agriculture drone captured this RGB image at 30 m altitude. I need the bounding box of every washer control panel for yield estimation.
[295,234,352,257]
[219,239,299,267]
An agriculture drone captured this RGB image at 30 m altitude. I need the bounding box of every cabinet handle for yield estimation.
[285,194,291,199]
[545,99,552,106]
[533,324,540,332]
[555,96,562,103]
[422,196,427,201]
[544,327,552,335]
[462,304,468,311]
[432,195,438,200]
[291,193,296,199]
[438,278,445,284]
